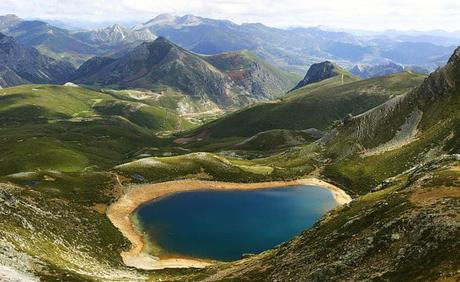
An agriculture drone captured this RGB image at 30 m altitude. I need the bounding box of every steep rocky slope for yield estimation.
[323,47,460,193]
[0,33,75,87]
[73,37,298,109]
[73,24,156,47]
[351,62,404,79]
[291,61,348,91]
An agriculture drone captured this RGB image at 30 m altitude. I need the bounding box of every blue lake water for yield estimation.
[135,185,337,261]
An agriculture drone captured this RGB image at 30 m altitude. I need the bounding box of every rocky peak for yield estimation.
[176,15,203,26]
[108,24,125,33]
[447,46,460,65]
[144,13,177,26]
[291,61,343,91]
[351,62,404,79]
[0,14,22,30]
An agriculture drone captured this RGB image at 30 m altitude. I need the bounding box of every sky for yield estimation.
[0,0,459,31]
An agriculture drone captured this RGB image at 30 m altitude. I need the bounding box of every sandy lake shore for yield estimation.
[106,178,352,270]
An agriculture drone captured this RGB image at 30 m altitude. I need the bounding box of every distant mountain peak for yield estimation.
[351,62,404,79]
[109,23,124,31]
[140,13,205,29]
[0,14,21,21]
[176,14,203,26]
[0,13,22,29]
[291,61,347,91]
[144,13,177,26]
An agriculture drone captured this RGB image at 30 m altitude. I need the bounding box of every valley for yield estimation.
[0,8,459,282]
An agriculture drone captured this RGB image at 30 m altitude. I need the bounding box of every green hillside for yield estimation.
[186,71,425,140]
[0,84,192,175]
[323,50,460,193]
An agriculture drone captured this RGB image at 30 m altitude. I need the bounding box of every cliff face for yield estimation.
[0,33,75,87]
[291,61,347,91]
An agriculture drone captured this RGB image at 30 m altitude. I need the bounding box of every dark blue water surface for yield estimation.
[136,185,337,261]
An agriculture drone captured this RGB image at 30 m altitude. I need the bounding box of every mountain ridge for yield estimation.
[0,13,456,72]
[0,32,75,87]
[73,37,298,109]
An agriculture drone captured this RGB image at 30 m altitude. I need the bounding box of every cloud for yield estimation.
[0,0,459,31]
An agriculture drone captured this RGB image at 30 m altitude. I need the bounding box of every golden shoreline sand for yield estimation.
[106,178,352,270]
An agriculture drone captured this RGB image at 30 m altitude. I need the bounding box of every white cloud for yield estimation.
[0,0,459,31]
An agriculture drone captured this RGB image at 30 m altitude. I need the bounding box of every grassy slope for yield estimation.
[115,152,281,183]
[323,62,460,194]
[0,84,192,175]
[188,72,425,139]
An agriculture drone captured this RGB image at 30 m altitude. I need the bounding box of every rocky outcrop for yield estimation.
[73,24,156,46]
[351,62,404,79]
[291,61,345,91]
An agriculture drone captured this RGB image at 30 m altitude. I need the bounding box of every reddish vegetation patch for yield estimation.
[227,70,248,84]
[174,128,211,144]
[409,186,460,206]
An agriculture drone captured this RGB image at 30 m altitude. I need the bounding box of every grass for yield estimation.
[323,73,460,194]
[115,152,279,183]
[0,84,198,176]
[0,138,89,174]
[187,72,425,139]
[0,84,192,130]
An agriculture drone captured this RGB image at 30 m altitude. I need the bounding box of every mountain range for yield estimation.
[180,63,424,143]
[0,14,153,66]
[73,37,298,109]
[0,13,457,74]
[132,14,455,73]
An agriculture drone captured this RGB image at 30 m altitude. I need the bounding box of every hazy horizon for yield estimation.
[1,0,460,32]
